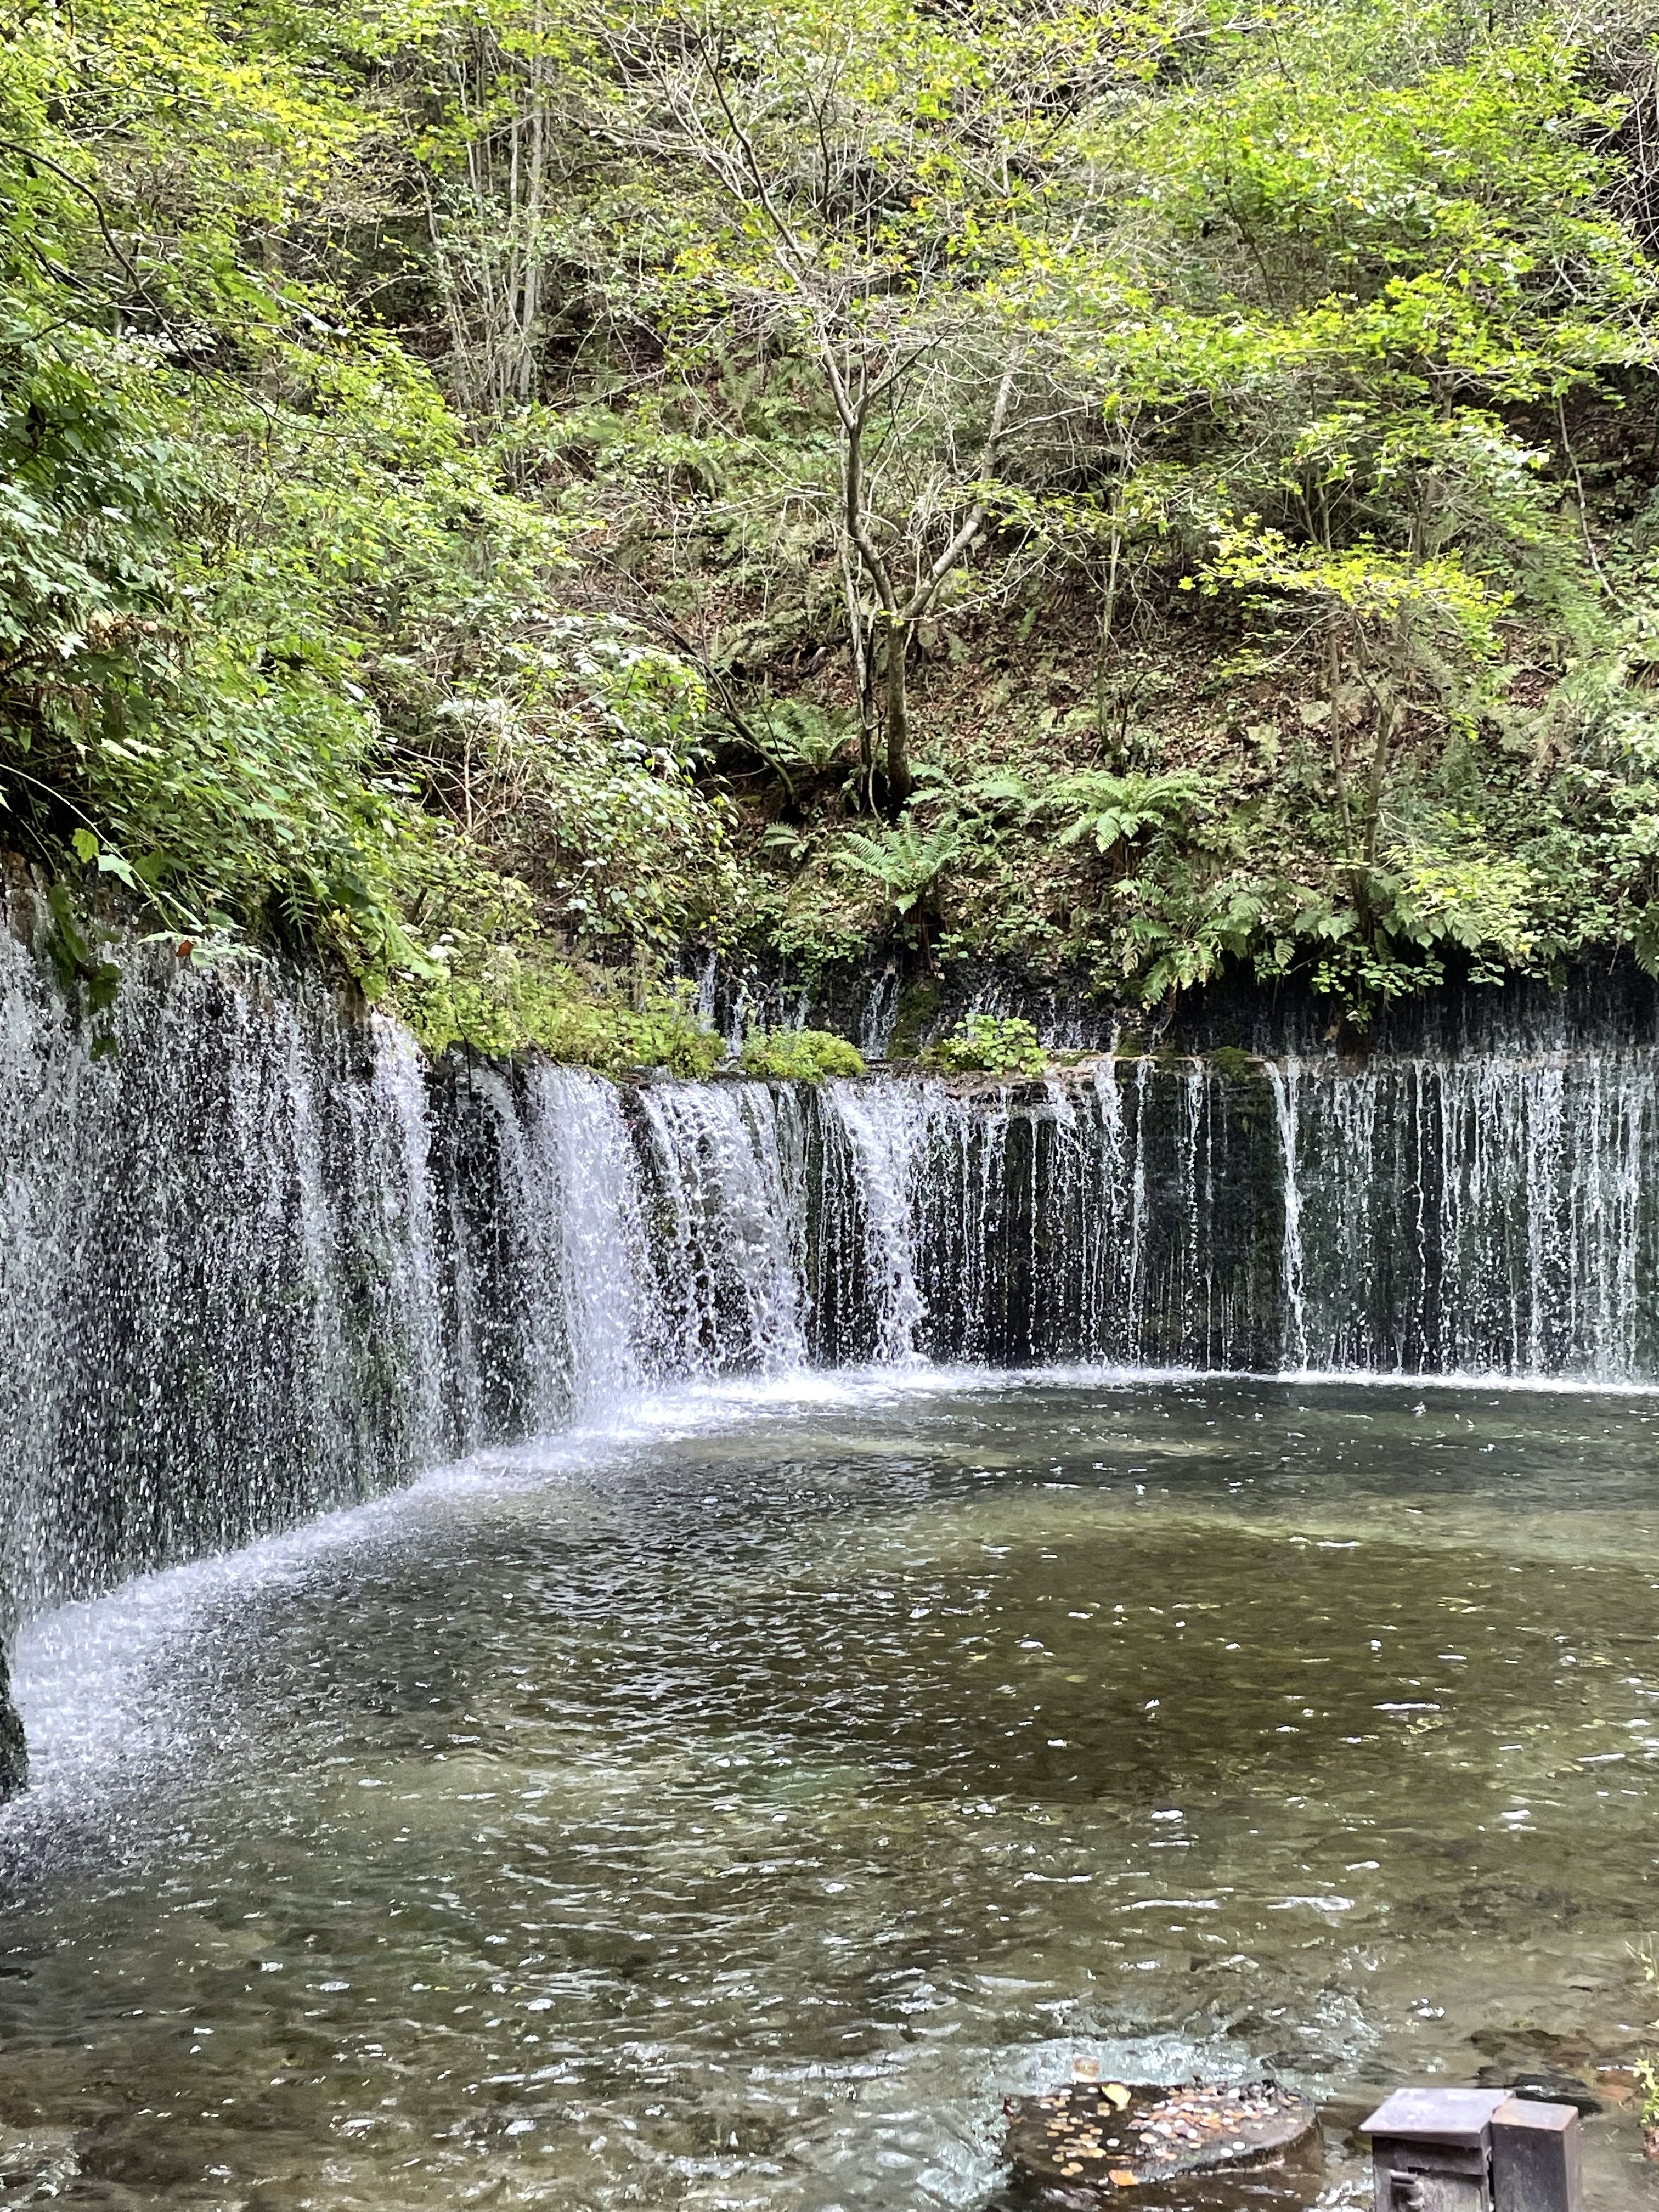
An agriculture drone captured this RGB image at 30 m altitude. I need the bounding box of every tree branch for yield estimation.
[901,358,1019,619]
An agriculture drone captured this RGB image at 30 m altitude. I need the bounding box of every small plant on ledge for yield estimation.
[737,1029,866,1082]
[921,1014,1047,1080]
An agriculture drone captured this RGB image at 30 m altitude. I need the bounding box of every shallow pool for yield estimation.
[4,1371,1659,2209]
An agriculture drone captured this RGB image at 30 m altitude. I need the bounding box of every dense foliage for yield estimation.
[737,1026,866,1079]
[9,0,1659,1042]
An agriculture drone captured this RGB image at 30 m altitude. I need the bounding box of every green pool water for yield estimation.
[3,1371,1658,2209]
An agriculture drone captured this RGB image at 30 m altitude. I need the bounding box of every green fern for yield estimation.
[1048,770,1216,855]
[837,820,963,918]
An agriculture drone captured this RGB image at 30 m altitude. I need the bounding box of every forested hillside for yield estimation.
[8,0,1659,1053]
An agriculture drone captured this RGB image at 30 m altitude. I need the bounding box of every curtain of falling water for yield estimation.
[7,896,1659,1650]
[1276,1051,1659,1375]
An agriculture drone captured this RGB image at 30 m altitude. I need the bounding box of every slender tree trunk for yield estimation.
[837,390,910,809]
[883,617,913,804]
[839,537,876,807]
[1096,520,1123,759]
[1327,614,1354,869]
[506,98,522,410]
[1358,613,1408,879]
[518,2,546,407]
[1362,692,1398,873]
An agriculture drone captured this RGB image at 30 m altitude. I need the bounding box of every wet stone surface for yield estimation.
[1004,2078,1319,2197]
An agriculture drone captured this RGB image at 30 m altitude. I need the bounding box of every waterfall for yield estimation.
[370,1019,448,1466]
[1267,1061,1308,1370]
[0,924,831,1650]
[528,1065,657,1415]
[1268,1048,1659,1378]
[822,1077,931,1362]
[1124,1057,1151,1356]
[634,1080,806,1372]
[9,879,1659,1739]
[0,927,436,1618]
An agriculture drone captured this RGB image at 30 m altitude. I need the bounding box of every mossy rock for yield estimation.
[1003,2077,1321,2198]
[887,978,942,1060]
[1204,1046,1267,1081]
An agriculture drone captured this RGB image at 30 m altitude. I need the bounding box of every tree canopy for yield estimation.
[7,0,1659,1045]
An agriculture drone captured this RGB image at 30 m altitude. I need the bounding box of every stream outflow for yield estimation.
[4,1373,1659,2209]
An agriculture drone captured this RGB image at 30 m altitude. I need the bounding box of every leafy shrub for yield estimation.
[738,1028,866,1081]
[922,1014,1047,1079]
[392,893,723,1076]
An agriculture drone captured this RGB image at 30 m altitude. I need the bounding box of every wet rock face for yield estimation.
[0,1645,27,1803]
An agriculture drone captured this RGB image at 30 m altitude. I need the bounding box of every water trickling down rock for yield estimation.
[5,898,1659,1787]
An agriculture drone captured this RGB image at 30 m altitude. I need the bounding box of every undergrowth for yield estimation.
[13,0,1659,1053]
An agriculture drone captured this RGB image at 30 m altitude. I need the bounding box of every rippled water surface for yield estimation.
[4,1372,1659,2209]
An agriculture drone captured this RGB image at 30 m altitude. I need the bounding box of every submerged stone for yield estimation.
[1002,2078,1322,2202]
